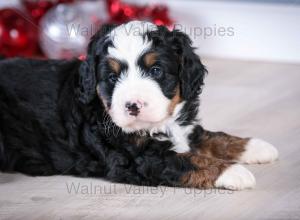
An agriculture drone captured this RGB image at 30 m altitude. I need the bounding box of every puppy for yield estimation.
[0,21,278,190]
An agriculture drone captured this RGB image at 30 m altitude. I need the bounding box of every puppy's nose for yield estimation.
[125,101,142,116]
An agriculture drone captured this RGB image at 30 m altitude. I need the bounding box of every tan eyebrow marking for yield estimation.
[108,58,121,74]
[144,52,158,67]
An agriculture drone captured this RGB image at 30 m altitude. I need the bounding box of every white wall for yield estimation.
[0,0,20,8]
[1,0,300,63]
[128,0,300,63]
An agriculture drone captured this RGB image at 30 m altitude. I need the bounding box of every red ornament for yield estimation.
[0,9,38,57]
[22,0,74,23]
[106,0,173,27]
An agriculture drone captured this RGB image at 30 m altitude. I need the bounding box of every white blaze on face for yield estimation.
[106,21,172,132]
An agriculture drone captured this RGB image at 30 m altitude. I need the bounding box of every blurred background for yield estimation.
[1,2,300,219]
[0,0,299,63]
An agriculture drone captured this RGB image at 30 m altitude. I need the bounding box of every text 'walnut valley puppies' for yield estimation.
[0,21,278,190]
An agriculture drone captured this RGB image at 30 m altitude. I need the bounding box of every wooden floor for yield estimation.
[1,58,300,220]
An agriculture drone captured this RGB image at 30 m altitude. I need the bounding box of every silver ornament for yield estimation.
[40,3,98,59]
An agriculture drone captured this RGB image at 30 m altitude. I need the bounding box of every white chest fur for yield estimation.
[168,122,194,153]
[150,102,195,153]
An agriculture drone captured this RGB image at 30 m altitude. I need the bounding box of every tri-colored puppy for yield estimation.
[0,21,278,190]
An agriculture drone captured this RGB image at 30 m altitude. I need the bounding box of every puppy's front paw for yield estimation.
[239,138,279,164]
[214,164,256,190]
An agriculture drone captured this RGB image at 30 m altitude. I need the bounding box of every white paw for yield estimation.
[239,138,279,164]
[214,164,256,190]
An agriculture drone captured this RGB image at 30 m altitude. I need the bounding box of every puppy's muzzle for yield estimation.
[125,101,144,116]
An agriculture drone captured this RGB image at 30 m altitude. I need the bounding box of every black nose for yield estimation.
[125,102,140,116]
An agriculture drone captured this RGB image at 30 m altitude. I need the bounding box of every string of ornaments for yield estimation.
[0,0,173,59]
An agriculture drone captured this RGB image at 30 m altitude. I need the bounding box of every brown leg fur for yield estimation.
[179,153,232,188]
[191,130,249,161]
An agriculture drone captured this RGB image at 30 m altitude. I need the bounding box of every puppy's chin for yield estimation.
[118,121,157,134]
[109,110,170,133]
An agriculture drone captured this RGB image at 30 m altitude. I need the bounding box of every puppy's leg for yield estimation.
[106,151,255,190]
[180,154,256,190]
[192,129,278,164]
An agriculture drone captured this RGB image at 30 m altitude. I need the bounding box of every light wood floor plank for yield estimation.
[1,58,299,220]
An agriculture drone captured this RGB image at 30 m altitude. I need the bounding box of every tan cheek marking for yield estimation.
[168,86,182,115]
[144,52,157,67]
[108,58,121,74]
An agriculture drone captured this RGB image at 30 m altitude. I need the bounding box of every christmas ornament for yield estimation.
[0,8,38,57]
[39,3,98,59]
[1,0,173,59]
[22,0,74,23]
[106,0,173,27]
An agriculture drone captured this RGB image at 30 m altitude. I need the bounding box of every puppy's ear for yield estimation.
[170,30,207,100]
[78,24,117,104]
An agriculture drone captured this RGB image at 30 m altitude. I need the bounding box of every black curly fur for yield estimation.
[0,23,207,187]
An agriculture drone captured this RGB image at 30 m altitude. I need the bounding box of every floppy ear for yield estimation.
[78,24,117,104]
[170,30,207,100]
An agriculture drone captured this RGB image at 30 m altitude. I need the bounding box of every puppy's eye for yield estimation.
[149,66,162,78]
[108,73,118,84]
